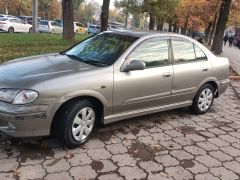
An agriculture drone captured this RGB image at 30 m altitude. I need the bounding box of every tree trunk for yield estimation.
[62,0,74,41]
[211,0,232,54]
[100,0,110,32]
[149,12,155,30]
[182,15,189,35]
[168,20,172,32]
[124,10,129,29]
[208,12,218,46]
[204,21,212,42]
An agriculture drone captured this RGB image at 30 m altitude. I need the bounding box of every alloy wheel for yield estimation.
[71,107,95,141]
[198,88,213,112]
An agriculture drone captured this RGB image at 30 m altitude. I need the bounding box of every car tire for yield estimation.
[55,99,98,148]
[8,27,14,33]
[29,27,32,33]
[191,84,215,115]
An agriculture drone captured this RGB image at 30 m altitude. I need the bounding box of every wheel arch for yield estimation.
[194,79,219,101]
[50,95,104,135]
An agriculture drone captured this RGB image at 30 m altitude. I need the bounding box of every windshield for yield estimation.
[64,33,138,66]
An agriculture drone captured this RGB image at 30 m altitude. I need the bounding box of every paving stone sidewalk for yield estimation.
[0,87,240,180]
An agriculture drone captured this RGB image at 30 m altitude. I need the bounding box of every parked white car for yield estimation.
[39,20,63,34]
[0,14,15,18]
[0,17,32,33]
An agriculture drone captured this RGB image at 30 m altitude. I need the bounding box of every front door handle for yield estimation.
[202,68,209,72]
[162,72,171,78]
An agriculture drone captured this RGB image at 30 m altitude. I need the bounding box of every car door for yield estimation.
[171,37,212,102]
[17,19,28,32]
[113,37,173,114]
[9,19,20,32]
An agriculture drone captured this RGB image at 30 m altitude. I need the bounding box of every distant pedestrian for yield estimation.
[223,34,229,46]
[229,36,234,47]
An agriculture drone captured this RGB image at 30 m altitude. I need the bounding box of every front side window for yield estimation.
[51,22,57,26]
[10,19,19,23]
[64,33,138,66]
[127,38,169,68]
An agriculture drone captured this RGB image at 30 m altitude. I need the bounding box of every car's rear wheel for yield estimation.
[8,27,14,33]
[191,84,214,115]
[29,27,32,33]
[55,100,97,147]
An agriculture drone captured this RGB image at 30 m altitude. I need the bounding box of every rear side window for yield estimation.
[194,45,207,60]
[171,37,207,64]
[127,38,170,68]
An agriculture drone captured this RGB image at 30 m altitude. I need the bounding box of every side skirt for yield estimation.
[104,100,192,124]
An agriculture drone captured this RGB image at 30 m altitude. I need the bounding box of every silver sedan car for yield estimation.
[0,31,229,147]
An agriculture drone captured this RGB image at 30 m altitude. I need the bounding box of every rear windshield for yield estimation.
[89,25,96,28]
[76,23,84,27]
[40,21,48,25]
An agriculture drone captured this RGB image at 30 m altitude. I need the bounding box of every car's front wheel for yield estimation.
[191,84,215,115]
[55,100,97,147]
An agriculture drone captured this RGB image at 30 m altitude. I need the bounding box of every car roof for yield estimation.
[102,30,193,39]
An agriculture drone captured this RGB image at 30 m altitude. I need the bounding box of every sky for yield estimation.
[87,0,115,9]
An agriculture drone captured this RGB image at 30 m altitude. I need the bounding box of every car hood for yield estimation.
[0,53,96,88]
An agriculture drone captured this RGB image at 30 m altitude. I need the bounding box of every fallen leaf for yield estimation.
[13,169,20,177]
[65,149,73,159]
[6,139,12,145]
[110,138,117,144]
[150,144,161,149]
[160,172,169,177]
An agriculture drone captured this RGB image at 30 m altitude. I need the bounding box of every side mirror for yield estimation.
[124,60,146,72]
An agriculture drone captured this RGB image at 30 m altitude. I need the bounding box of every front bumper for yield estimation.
[0,101,51,137]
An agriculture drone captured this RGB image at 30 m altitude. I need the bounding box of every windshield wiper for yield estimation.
[83,60,109,67]
[64,54,84,61]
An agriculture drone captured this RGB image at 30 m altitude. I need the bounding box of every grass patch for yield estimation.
[0,33,89,63]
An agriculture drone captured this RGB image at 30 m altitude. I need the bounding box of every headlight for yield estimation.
[0,89,38,104]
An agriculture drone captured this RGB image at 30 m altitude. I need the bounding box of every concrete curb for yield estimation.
[230,80,240,99]
[229,65,240,99]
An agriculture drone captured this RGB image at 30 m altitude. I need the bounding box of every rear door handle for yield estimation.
[162,72,171,78]
[202,68,209,72]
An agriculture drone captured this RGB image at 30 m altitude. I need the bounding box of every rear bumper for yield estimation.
[218,78,229,97]
[0,101,52,137]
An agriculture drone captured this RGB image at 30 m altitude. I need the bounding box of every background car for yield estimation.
[18,16,41,25]
[0,17,32,33]
[53,19,63,27]
[39,20,63,34]
[0,14,16,18]
[87,24,100,34]
[74,22,86,33]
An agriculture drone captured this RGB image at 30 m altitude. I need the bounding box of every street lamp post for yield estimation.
[32,0,38,33]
